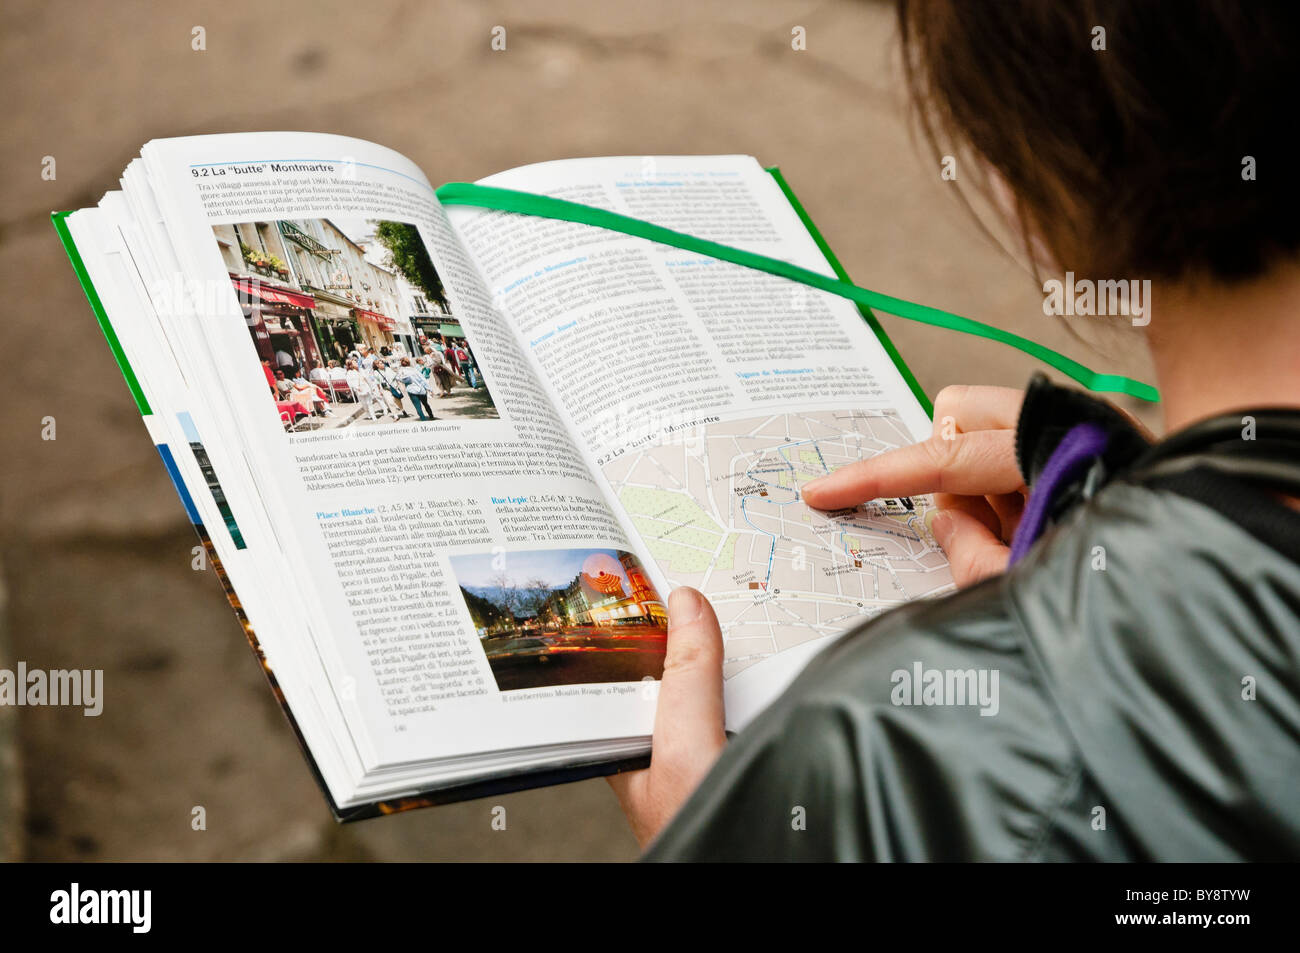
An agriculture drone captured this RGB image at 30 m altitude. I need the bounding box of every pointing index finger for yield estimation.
[801,429,1024,508]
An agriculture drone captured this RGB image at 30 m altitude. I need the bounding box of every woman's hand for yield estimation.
[607,586,726,849]
[802,385,1028,588]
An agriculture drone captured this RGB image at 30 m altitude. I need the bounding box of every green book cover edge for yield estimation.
[51,210,152,416]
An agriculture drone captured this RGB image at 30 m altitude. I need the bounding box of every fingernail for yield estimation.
[668,587,703,626]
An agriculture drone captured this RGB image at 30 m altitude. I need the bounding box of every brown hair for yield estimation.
[897,0,1299,282]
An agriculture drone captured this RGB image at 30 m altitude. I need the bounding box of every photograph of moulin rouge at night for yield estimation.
[451,548,669,692]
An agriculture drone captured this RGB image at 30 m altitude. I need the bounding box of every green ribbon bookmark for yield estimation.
[436,181,1160,403]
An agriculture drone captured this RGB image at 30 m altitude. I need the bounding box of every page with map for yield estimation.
[601,408,950,669]
[448,154,955,727]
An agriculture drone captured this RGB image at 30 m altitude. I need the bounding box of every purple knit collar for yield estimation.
[1009,421,1110,563]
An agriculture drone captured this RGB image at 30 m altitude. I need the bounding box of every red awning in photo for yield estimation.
[353,308,396,331]
[231,276,316,310]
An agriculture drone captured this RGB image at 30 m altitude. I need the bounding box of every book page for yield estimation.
[133,134,666,783]
[65,195,377,805]
[448,156,955,727]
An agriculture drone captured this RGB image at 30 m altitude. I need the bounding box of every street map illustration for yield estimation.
[603,409,955,678]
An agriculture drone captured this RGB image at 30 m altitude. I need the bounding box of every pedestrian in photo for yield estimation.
[365,360,399,420]
[344,358,384,420]
[462,344,482,389]
[422,345,455,397]
[397,357,434,421]
[371,359,407,419]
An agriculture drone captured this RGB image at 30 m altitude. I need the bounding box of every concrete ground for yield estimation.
[0,0,1158,861]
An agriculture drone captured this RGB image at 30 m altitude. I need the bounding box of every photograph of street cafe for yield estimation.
[451,549,668,691]
[212,216,498,430]
[217,217,403,370]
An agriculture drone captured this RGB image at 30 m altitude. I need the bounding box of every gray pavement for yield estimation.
[1,0,1160,861]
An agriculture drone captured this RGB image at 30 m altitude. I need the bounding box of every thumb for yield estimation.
[653,587,726,774]
[929,508,1010,587]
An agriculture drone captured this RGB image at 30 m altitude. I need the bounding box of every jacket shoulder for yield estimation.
[647,571,1098,861]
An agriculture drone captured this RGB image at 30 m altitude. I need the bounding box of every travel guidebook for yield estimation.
[53,132,953,819]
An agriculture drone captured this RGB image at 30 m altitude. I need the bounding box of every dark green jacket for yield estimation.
[646,381,1300,861]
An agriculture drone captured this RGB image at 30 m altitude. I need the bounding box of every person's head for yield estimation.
[275,370,286,379]
[345,359,357,370]
[400,356,412,366]
[896,0,1299,284]
[422,345,433,354]
[327,360,338,368]
[373,359,385,370]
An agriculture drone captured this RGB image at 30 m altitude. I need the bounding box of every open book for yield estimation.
[54,133,953,819]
